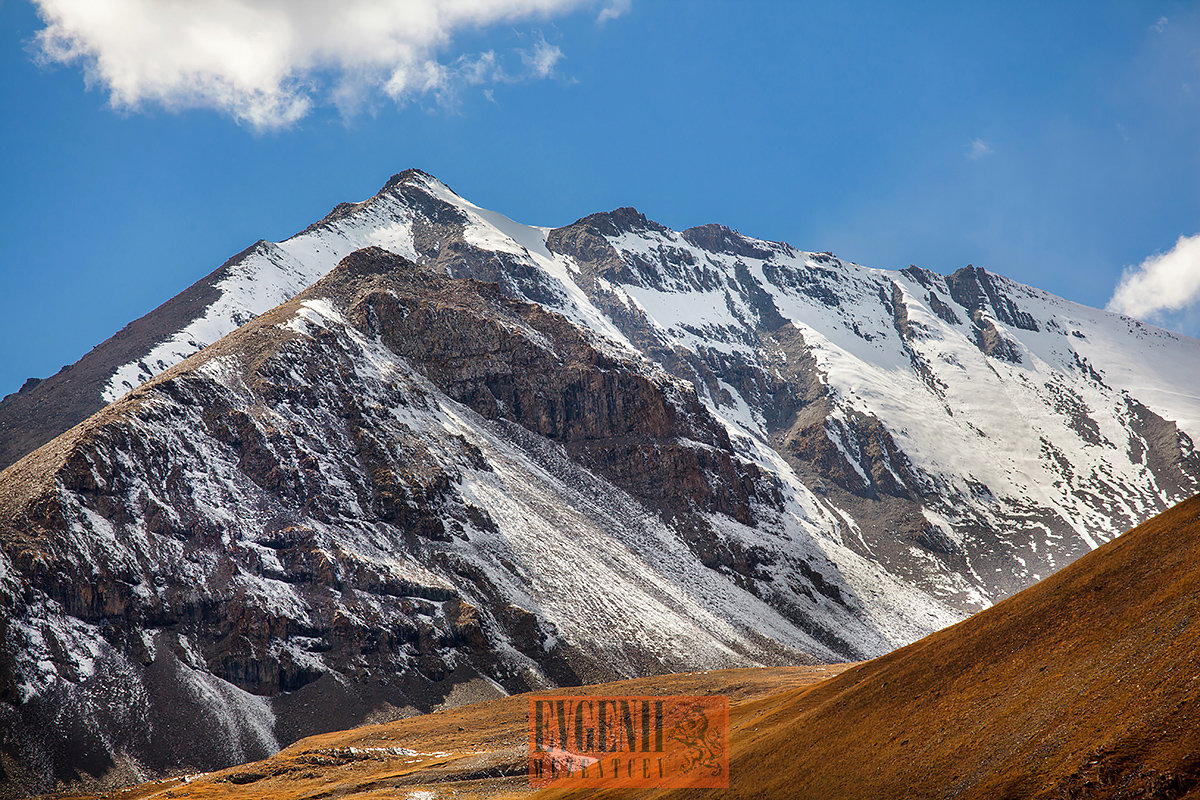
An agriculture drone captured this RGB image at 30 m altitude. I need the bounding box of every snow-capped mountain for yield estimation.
[47,168,1199,601]
[1,169,1198,794]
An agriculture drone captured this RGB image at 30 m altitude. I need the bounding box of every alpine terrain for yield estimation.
[87,488,1200,800]
[1,169,1198,795]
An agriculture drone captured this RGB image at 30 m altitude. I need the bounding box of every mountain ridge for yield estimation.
[3,168,1200,794]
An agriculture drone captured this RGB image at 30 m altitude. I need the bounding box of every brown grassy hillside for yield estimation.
[45,666,848,800]
[583,491,1200,800]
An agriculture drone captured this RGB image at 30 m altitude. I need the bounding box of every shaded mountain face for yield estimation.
[1,169,1199,793]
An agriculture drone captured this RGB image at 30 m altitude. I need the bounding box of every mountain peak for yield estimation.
[296,168,459,240]
[570,206,667,237]
[380,167,439,194]
[681,222,774,260]
[944,262,1040,331]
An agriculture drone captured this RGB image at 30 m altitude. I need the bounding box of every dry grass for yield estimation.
[46,666,847,800]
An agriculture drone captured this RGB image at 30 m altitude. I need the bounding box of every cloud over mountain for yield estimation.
[1108,233,1200,322]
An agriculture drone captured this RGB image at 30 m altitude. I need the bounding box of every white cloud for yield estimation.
[1151,16,1168,33]
[30,0,591,129]
[966,138,994,159]
[597,0,631,23]
[521,37,564,78]
[1108,233,1200,320]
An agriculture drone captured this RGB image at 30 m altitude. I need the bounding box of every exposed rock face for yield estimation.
[3,169,1200,795]
[348,253,776,525]
[0,248,934,797]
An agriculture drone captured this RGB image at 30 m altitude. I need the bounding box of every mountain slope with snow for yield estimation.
[61,167,1194,606]
[1,168,1199,793]
[0,248,952,795]
[10,169,1195,605]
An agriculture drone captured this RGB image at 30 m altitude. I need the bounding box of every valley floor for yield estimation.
[47,666,851,800]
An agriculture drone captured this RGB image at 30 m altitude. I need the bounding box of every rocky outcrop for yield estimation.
[0,248,896,797]
[945,265,1040,332]
[335,250,778,526]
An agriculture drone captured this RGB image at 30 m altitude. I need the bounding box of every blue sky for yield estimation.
[2,0,1199,399]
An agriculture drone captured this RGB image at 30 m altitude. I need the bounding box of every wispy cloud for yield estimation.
[521,37,564,79]
[1151,16,1168,33]
[1108,233,1200,322]
[966,138,994,159]
[598,0,631,23]
[30,0,593,130]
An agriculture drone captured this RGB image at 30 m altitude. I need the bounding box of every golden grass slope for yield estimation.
[595,491,1200,800]
[47,666,847,800]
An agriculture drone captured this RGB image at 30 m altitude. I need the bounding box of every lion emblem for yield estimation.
[668,703,724,776]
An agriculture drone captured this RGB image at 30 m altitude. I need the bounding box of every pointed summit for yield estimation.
[380,167,440,194]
